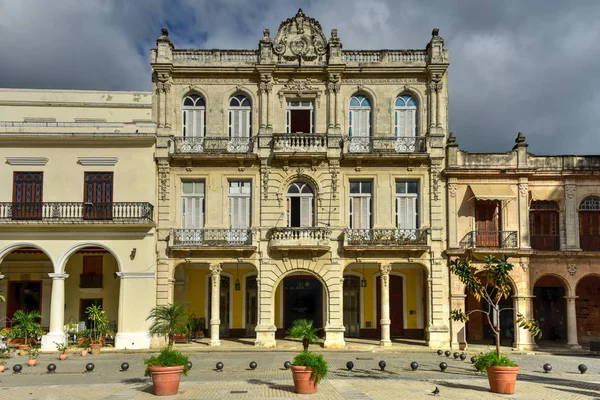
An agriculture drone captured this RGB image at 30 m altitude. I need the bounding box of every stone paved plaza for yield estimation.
[0,347,599,399]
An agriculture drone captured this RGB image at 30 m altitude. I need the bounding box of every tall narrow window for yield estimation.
[228,95,252,153]
[394,95,418,152]
[579,196,600,251]
[286,101,314,133]
[475,201,501,247]
[348,95,372,153]
[84,172,113,220]
[12,172,43,220]
[181,181,205,229]
[228,181,251,243]
[530,201,559,250]
[396,181,419,234]
[286,182,314,227]
[182,94,206,152]
[349,181,372,230]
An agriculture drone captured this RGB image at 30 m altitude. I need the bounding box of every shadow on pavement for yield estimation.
[247,378,295,393]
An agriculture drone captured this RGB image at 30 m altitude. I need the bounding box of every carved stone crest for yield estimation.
[273,9,327,65]
[565,184,576,199]
[567,263,577,276]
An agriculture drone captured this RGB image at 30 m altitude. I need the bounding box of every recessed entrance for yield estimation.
[283,275,323,331]
[377,275,404,337]
[7,281,42,321]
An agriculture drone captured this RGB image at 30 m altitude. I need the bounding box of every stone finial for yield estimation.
[515,132,526,144]
[427,27,446,64]
[262,29,270,40]
[157,27,171,43]
[432,28,439,37]
[161,28,169,36]
[331,29,338,40]
[447,132,457,145]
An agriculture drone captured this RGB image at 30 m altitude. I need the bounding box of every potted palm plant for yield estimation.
[11,310,43,355]
[26,345,40,367]
[144,303,190,396]
[86,304,108,355]
[449,255,541,394]
[286,319,320,351]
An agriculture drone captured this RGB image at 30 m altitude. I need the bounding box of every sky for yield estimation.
[0,0,599,155]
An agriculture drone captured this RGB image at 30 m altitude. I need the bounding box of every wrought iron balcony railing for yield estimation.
[580,235,600,251]
[268,227,331,250]
[80,274,103,289]
[345,228,427,246]
[173,136,253,154]
[460,231,518,249]
[530,234,560,251]
[171,229,253,247]
[0,202,153,224]
[346,136,427,154]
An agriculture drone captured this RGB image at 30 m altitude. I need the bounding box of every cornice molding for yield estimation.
[77,157,118,166]
[6,157,49,166]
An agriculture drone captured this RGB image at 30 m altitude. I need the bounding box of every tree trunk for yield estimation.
[495,331,501,357]
[302,338,309,352]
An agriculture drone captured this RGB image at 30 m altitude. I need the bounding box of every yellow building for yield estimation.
[0,88,157,350]
[153,9,450,348]
[446,133,600,350]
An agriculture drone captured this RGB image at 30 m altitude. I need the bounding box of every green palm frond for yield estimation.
[146,303,190,347]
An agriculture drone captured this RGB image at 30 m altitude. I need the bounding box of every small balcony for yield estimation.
[345,136,428,155]
[530,234,560,251]
[460,231,518,249]
[172,137,254,155]
[0,202,154,225]
[170,229,255,252]
[344,228,428,250]
[580,235,600,251]
[268,227,331,252]
[80,274,103,289]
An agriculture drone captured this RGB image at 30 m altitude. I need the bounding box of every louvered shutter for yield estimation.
[231,110,241,137]
[358,109,369,137]
[300,197,312,227]
[230,196,250,229]
[397,196,416,229]
[396,110,406,136]
[361,196,370,229]
[240,109,250,137]
[183,196,203,229]
[195,110,204,137]
[406,109,415,136]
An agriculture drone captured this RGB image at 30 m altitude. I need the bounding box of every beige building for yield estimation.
[152,9,450,349]
[0,88,157,350]
[446,133,600,350]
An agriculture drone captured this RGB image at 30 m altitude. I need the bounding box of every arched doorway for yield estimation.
[343,275,361,337]
[275,273,325,337]
[533,275,567,342]
[465,274,515,346]
[575,275,600,346]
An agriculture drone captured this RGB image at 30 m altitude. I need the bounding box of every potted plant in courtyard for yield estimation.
[287,319,320,351]
[86,304,108,355]
[449,255,541,394]
[144,303,190,396]
[77,330,91,356]
[26,345,40,367]
[0,345,12,373]
[11,310,43,355]
[290,351,328,394]
[55,342,68,360]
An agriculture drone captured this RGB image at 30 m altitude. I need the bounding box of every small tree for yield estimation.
[146,303,189,348]
[86,304,108,344]
[11,310,43,346]
[287,319,320,351]
[449,255,541,357]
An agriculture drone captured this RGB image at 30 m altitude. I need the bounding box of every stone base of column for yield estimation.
[115,332,151,350]
[427,325,450,349]
[450,341,467,351]
[324,326,346,349]
[254,325,277,348]
[567,343,582,350]
[515,342,538,351]
[41,332,66,351]
[379,339,392,347]
[210,319,221,346]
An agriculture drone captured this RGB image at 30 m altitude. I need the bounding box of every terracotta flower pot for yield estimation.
[28,359,37,367]
[59,353,67,360]
[486,366,520,394]
[81,350,88,357]
[90,343,102,355]
[148,365,184,396]
[291,365,318,394]
[0,364,5,373]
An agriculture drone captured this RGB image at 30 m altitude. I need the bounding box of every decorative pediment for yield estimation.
[273,9,327,65]
[277,77,322,107]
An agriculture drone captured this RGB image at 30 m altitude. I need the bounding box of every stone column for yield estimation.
[565,296,581,349]
[513,295,536,350]
[428,83,435,129]
[209,264,222,346]
[379,264,392,346]
[41,278,52,328]
[41,273,68,350]
[564,182,580,250]
[164,84,171,128]
[450,293,467,350]
[156,85,164,128]
[518,179,531,248]
[324,277,346,349]
[254,276,277,348]
[448,180,458,248]
[435,83,442,127]
[0,274,6,326]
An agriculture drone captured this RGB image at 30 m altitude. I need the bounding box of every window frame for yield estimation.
[395,180,419,230]
[181,180,205,229]
[348,180,373,229]
[182,94,206,138]
[394,95,418,137]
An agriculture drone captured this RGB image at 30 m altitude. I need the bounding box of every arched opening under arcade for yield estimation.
[532,275,568,343]
[575,274,600,346]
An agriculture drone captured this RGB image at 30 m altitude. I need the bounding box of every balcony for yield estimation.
[0,203,154,225]
[170,229,255,252]
[172,137,254,155]
[580,235,600,251]
[80,274,103,289]
[258,134,341,158]
[531,234,560,251]
[460,231,518,249]
[345,136,428,156]
[268,227,331,252]
[344,228,428,251]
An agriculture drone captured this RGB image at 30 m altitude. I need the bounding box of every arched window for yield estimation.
[228,95,252,138]
[579,196,600,251]
[394,95,418,137]
[348,95,372,153]
[286,182,315,227]
[530,201,559,250]
[182,94,206,138]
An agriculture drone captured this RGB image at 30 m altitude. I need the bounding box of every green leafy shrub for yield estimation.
[146,303,190,347]
[287,319,320,351]
[55,342,68,354]
[292,351,328,384]
[473,350,518,374]
[27,345,40,359]
[144,347,190,377]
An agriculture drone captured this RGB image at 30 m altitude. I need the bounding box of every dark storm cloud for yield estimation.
[0,0,598,154]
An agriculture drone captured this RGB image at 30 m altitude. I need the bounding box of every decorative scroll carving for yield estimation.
[260,166,270,200]
[567,263,577,276]
[380,264,392,275]
[565,184,576,199]
[158,161,169,201]
[273,9,327,65]
[448,183,457,198]
[342,78,426,85]
[519,183,528,197]
[430,163,442,201]
[330,161,339,199]
[259,74,273,93]
[327,74,341,94]
[277,77,322,106]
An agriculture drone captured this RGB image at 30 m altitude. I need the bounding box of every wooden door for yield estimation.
[580,211,600,250]
[476,201,500,247]
[12,172,43,220]
[290,110,311,133]
[377,275,404,337]
[84,172,113,219]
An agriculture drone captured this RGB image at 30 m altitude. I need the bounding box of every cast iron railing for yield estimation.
[173,137,253,154]
[172,229,253,246]
[460,231,518,249]
[0,202,153,224]
[347,136,427,153]
[345,228,427,246]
